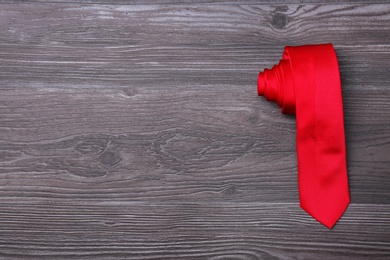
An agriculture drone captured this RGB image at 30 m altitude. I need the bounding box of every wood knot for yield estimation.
[271,13,288,29]
[99,151,121,166]
[275,5,289,13]
[247,115,258,124]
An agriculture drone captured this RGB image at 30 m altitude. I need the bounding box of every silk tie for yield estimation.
[257,43,350,228]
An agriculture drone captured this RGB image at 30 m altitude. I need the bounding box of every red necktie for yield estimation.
[257,43,350,228]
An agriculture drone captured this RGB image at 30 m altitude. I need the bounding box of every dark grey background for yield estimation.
[0,1,389,259]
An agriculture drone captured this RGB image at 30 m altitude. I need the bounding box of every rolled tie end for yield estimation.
[257,71,266,96]
[257,67,278,103]
[257,61,296,114]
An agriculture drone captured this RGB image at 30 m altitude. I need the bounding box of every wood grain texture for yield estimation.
[0,2,389,259]
[0,202,389,259]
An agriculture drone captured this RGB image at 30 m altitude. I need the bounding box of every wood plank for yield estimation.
[0,202,389,259]
[1,0,388,4]
[0,87,389,204]
[0,4,389,48]
[0,4,389,88]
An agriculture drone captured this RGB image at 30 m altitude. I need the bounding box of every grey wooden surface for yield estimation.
[0,1,389,259]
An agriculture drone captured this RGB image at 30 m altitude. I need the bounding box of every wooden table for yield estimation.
[0,1,389,259]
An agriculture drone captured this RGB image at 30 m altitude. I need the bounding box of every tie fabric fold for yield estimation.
[257,43,350,229]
